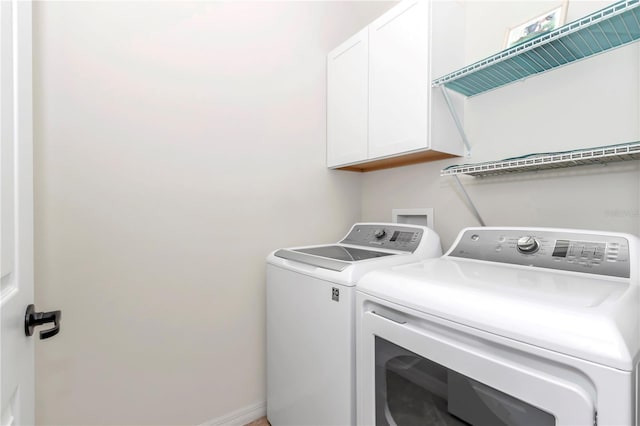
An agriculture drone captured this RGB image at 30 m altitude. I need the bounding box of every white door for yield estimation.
[1,1,35,424]
[326,27,369,168]
[368,0,429,159]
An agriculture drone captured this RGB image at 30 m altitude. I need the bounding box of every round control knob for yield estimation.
[517,236,540,254]
[373,229,386,239]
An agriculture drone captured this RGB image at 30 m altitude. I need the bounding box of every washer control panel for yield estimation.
[449,229,631,278]
[341,224,424,253]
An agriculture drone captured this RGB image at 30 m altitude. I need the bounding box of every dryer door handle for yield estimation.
[371,310,407,324]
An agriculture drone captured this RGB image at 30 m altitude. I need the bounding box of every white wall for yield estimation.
[33,1,640,424]
[32,2,392,424]
[362,1,640,249]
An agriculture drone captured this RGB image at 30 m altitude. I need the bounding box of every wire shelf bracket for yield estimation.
[440,86,472,157]
[453,175,486,226]
[442,141,640,228]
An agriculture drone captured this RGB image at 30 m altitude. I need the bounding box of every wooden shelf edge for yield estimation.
[333,150,459,173]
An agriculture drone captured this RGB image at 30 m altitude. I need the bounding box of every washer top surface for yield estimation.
[357,227,640,370]
[267,223,443,286]
[293,245,394,261]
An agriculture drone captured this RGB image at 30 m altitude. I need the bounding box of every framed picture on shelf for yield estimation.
[504,1,569,49]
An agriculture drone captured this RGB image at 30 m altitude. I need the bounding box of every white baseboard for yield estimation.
[200,401,266,426]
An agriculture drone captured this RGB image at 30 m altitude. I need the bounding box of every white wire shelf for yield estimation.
[432,0,640,97]
[441,142,640,177]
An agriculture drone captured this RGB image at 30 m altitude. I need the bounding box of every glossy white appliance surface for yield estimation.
[359,251,639,370]
[268,223,442,287]
[266,223,442,426]
[357,227,640,426]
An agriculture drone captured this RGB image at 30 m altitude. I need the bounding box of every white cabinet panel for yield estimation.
[326,0,465,171]
[327,28,369,168]
[368,0,429,159]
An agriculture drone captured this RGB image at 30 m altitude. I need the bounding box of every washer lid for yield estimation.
[358,257,640,371]
[294,245,394,261]
[274,245,394,272]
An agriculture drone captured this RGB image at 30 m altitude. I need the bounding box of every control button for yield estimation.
[471,234,480,241]
[516,236,540,254]
[495,245,502,252]
[373,229,386,239]
[498,236,506,243]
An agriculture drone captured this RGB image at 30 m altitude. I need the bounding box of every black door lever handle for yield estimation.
[25,304,62,339]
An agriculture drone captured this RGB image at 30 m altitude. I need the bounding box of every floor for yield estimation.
[244,416,270,426]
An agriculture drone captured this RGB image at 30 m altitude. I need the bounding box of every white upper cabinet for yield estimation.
[327,0,466,172]
[368,0,429,159]
[327,28,369,168]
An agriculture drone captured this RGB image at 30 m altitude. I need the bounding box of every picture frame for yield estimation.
[504,1,569,49]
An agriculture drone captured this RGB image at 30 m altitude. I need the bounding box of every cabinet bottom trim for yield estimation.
[335,150,458,172]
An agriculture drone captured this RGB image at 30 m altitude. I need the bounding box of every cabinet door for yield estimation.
[327,28,369,168]
[368,0,429,159]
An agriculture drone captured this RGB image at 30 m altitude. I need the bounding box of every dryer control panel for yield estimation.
[341,224,424,253]
[448,228,632,278]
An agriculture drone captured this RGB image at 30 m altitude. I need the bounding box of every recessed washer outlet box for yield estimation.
[392,208,434,229]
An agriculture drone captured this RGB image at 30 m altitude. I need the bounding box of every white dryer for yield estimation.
[266,223,442,426]
[357,227,640,426]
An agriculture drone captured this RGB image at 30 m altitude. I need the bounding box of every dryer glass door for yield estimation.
[358,309,596,426]
[376,337,554,426]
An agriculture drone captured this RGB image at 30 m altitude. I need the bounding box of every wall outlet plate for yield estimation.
[392,208,434,229]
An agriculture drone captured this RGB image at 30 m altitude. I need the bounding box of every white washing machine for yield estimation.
[266,223,442,426]
[357,227,640,426]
